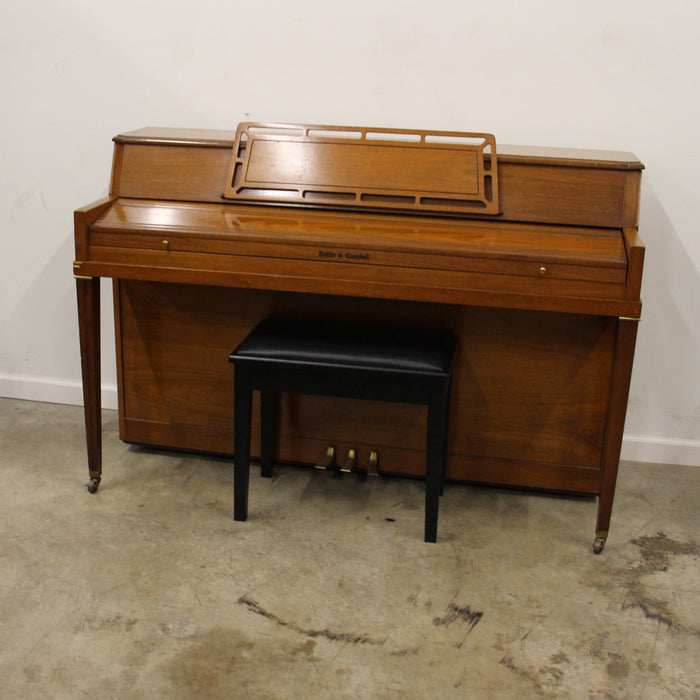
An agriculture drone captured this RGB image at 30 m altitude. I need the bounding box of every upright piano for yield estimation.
[74,123,644,552]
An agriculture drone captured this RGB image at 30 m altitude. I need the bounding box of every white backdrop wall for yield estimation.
[1,0,699,465]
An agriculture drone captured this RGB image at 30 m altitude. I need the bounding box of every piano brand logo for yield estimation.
[319,250,370,261]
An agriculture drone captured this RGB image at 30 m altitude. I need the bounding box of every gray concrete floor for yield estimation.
[1,397,699,699]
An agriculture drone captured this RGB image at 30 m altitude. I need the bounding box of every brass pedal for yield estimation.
[340,448,358,474]
[367,450,380,477]
[314,446,337,471]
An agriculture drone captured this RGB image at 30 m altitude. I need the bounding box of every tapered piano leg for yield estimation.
[595,317,639,553]
[76,276,102,493]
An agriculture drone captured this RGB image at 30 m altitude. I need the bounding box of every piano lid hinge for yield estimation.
[619,316,641,322]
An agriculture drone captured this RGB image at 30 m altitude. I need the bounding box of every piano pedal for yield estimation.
[367,450,381,477]
[314,446,337,471]
[339,448,358,474]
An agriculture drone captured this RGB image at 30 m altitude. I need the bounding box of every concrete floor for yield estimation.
[0,397,699,699]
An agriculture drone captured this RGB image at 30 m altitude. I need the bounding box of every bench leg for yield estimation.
[233,366,252,521]
[424,391,448,543]
[259,390,275,478]
[440,382,452,497]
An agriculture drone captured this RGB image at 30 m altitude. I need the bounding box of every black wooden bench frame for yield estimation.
[229,318,456,542]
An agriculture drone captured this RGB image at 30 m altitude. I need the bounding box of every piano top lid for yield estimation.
[114,127,239,148]
[114,127,643,171]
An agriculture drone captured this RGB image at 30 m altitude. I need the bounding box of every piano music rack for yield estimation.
[223,122,499,216]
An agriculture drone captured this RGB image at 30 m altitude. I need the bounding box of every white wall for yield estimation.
[1,0,698,465]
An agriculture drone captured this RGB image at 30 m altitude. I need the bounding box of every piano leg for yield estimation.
[76,276,102,493]
[595,317,640,553]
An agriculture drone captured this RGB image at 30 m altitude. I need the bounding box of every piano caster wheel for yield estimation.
[87,477,101,494]
[592,536,606,554]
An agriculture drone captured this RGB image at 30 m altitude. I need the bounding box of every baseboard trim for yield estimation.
[0,374,118,410]
[1,375,698,467]
[620,434,700,468]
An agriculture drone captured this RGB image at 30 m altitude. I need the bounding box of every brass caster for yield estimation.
[87,477,101,494]
[592,536,606,554]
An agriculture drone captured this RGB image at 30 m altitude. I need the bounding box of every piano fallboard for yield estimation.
[79,197,638,317]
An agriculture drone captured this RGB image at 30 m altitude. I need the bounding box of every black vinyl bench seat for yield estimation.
[228,317,457,542]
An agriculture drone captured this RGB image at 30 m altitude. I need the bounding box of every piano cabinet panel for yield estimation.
[110,131,643,229]
[114,144,232,203]
[497,163,637,229]
[115,280,614,494]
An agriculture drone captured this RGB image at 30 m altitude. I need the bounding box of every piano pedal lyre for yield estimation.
[339,448,358,474]
[314,446,337,471]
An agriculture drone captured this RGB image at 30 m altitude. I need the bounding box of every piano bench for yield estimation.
[228,317,457,543]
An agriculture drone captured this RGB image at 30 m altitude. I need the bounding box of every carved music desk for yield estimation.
[74,123,644,552]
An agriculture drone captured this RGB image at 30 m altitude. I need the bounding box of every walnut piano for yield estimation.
[74,123,644,553]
